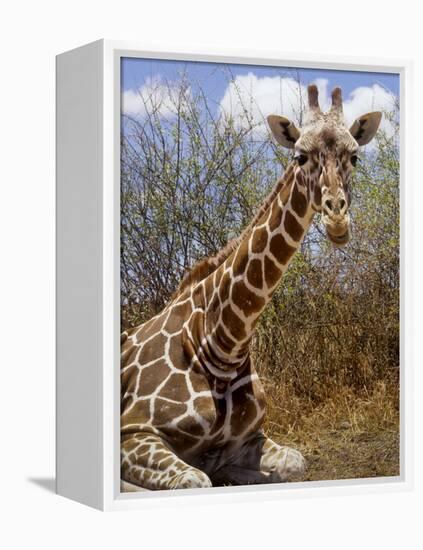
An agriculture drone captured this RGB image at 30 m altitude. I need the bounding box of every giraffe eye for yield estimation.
[351,154,359,167]
[294,153,308,166]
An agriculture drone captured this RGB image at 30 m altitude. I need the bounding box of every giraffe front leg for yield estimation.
[212,431,305,485]
[258,434,306,482]
[121,433,212,491]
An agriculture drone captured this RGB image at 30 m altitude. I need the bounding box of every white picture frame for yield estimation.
[56,39,412,511]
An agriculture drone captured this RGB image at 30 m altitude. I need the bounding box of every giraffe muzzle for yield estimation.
[320,165,350,246]
[325,225,350,246]
[321,196,350,246]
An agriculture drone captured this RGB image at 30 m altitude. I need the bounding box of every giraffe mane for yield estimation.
[171,164,294,299]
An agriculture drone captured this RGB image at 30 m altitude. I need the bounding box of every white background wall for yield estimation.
[0,0,421,547]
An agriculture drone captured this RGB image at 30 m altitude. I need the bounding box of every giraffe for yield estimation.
[121,85,382,491]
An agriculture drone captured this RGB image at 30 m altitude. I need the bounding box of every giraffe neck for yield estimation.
[192,164,315,377]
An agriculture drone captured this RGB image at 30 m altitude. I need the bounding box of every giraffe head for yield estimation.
[267,85,382,246]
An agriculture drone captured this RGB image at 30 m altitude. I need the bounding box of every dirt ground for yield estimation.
[280,427,399,482]
[264,382,400,482]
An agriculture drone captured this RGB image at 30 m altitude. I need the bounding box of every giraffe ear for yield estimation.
[349,112,382,146]
[267,115,300,149]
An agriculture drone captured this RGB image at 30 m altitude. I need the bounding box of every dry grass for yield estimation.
[252,274,400,482]
[262,378,399,481]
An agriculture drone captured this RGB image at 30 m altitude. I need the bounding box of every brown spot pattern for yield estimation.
[134,444,150,456]
[121,364,139,395]
[251,226,268,254]
[192,284,205,308]
[121,344,138,366]
[264,255,282,288]
[121,398,151,424]
[214,323,237,353]
[231,239,249,277]
[189,369,212,393]
[164,301,192,334]
[218,271,231,302]
[222,305,247,340]
[168,335,189,369]
[193,396,217,426]
[136,313,166,342]
[203,276,214,304]
[284,210,304,242]
[153,398,187,425]
[139,332,167,364]
[291,183,308,218]
[160,457,174,470]
[295,170,305,187]
[137,360,170,396]
[246,259,263,289]
[313,183,322,206]
[214,265,224,288]
[205,294,220,334]
[160,373,190,402]
[269,234,296,265]
[231,280,265,317]
[268,202,283,232]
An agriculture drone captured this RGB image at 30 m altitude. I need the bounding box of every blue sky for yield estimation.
[121,57,399,141]
[122,56,399,104]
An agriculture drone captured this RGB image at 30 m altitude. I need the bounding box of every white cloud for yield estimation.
[123,73,397,152]
[342,84,396,137]
[122,76,190,118]
[218,74,397,146]
[218,73,308,135]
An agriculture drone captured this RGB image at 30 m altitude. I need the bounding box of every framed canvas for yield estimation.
[56,40,412,510]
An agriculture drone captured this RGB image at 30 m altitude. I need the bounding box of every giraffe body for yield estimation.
[121,271,302,489]
[121,86,382,490]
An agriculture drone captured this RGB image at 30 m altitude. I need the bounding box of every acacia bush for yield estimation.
[121,77,399,406]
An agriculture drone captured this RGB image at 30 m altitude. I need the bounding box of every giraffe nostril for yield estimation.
[324,199,333,212]
[340,199,346,210]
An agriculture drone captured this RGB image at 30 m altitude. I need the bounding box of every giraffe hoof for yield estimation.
[170,469,213,489]
[271,447,306,482]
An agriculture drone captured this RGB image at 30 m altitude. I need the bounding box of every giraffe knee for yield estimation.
[170,468,212,489]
